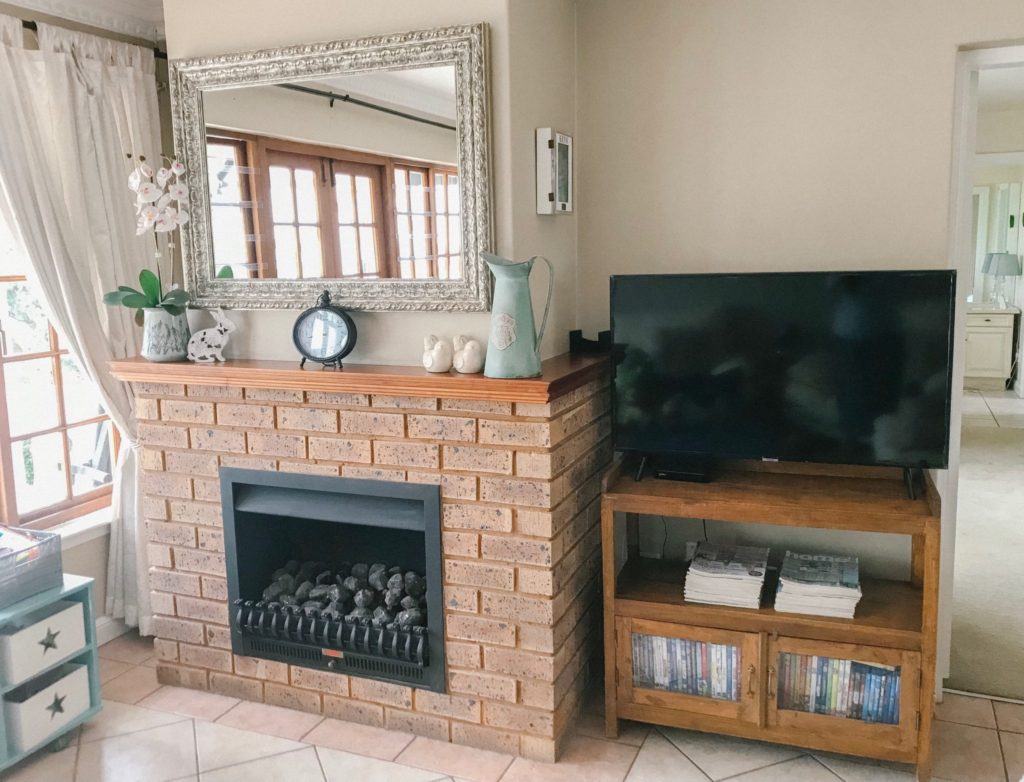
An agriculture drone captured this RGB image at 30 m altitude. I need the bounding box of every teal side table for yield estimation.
[0,574,101,771]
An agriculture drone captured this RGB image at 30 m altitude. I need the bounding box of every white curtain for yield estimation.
[0,17,162,634]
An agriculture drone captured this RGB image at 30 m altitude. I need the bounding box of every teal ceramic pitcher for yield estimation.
[483,253,554,378]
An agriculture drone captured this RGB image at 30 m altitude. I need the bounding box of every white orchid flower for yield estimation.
[136,181,161,203]
[127,167,143,192]
[167,182,189,203]
[139,162,154,178]
[170,160,186,177]
[174,208,190,226]
[156,192,172,210]
[156,167,172,187]
[154,208,177,233]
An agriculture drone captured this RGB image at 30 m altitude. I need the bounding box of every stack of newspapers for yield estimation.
[683,543,769,609]
[775,551,862,618]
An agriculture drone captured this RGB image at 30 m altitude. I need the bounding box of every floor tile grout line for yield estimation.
[714,752,810,781]
[191,718,200,778]
[201,745,312,777]
[312,744,329,781]
[935,716,1002,730]
[79,714,193,744]
[651,727,713,781]
[998,730,1011,782]
[808,754,848,781]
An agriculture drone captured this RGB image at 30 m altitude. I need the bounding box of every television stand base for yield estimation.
[634,454,713,483]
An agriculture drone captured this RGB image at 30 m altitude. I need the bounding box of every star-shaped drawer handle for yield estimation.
[38,627,60,654]
[46,693,65,719]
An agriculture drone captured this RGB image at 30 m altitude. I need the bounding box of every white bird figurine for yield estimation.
[452,335,485,374]
[187,308,235,363]
[422,335,454,373]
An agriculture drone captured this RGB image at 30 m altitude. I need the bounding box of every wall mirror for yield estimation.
[170,24,492,310]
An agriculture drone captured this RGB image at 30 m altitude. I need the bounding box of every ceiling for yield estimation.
[11,0,164,40]
[978,66,1024,112]
[305,66,457,123]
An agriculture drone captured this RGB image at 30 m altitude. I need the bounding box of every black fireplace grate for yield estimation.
[232,599,430,686]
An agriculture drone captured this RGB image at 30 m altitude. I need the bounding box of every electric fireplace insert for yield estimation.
[220,468,445,692]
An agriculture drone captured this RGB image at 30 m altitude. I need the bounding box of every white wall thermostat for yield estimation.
[536,128,573,215]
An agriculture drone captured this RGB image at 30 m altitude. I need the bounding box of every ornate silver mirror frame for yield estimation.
[169,23,492,311]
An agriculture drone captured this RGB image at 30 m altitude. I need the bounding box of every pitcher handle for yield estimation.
[533,256,554,350]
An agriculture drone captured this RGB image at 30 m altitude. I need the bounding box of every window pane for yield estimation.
[397,220,412,261]
[355,177,374,224]
[436,216,448,256]
[339,227,359,276]
[449,215,462,254]
[434,173,447,213]
[298,226,323,278]
[409,172,426,214]
[12,432,66,514]
[448,177,460,214]
[0,281,51,356]
[274,226,299,279]
[68,420,113,496]
[269,166,295,223]
[61,355,105,423]
[412,215,429,259]
[450,255,462,278]
[336,174,355,224]
[394,169,409,213]
[207,142,244,204]
[5,358,58,437]
[359,227,377,273]
[414,258,431,278]
[294,168,318,223]
[399,259,414,279]
[211,205,250,271]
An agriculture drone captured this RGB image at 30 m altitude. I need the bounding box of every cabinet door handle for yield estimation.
[767,665,777,698]
[747,664,756,696]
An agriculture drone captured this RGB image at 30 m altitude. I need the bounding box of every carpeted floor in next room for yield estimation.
[950,389,1024,700]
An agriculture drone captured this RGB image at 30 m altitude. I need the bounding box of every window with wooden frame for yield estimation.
[0,218,114,529]
[205,129,458,281]
[206,132,259,279]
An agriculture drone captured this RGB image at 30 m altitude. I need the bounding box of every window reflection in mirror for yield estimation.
[201,65,459,282]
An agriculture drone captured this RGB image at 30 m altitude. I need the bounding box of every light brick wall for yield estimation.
[135,376,610,761]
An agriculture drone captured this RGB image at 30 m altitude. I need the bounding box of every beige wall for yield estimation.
[575,0,1024,334]
[164,0,577,365]
[203,85,458,165]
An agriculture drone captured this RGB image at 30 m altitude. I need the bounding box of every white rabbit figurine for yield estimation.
[422,335,454,373]
[187,308,236,363]
[452,335,485,374]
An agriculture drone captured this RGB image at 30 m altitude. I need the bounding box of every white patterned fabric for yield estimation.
[0,16,161,633]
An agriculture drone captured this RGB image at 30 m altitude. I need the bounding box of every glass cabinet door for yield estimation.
[766,637,920,759]
[616,618,761,724]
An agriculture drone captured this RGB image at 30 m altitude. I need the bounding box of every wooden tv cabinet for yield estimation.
[600,458,940,782]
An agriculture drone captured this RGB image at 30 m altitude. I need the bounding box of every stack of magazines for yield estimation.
[683,543,769,609]
[775,551,862,618]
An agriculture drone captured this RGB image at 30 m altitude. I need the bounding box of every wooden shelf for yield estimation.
[601,458,942,781]
[108,353,609,404]
[615,558,923,650]
[603,462,940,535]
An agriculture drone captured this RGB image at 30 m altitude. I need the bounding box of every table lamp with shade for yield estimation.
[982,252,1022,308]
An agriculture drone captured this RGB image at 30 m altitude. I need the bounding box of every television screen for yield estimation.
[611,271,955,469]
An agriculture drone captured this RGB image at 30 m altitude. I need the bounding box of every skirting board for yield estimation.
[94,615,130,646]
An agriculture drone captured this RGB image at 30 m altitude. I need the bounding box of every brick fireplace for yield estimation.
[111,355,610,761]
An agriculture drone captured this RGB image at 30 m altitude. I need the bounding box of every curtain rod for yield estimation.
[278,83,456,132]
[20,18,168,60]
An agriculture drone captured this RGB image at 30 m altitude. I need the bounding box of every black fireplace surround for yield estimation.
[220,468,445,693]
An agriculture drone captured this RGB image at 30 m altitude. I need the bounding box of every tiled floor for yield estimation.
[4,632,1024,781]
[962,388,1024,428]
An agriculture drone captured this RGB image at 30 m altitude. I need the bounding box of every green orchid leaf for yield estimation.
[121,293,151,308]
[118,285,141,294]
[139,269,161,305]
[216,266,235,279]
[162,288,191,305]
[163,304,185,316]
[103,290,128,305]
[134,309,145,327]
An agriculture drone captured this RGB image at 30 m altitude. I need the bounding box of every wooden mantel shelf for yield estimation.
[108,353,609,404]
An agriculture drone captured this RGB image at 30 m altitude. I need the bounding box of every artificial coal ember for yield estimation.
[259,560,427,630]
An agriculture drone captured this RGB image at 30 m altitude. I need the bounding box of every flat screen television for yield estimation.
[610,270,956,470]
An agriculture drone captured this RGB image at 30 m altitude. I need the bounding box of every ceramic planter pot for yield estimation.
[141,307,190,362]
